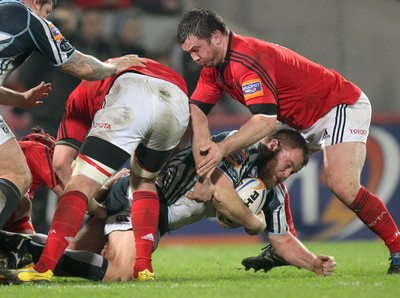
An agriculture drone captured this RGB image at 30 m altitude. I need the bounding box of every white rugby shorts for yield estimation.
[277,92,371,150]
[104,207,161,252]
[87,72,189,153]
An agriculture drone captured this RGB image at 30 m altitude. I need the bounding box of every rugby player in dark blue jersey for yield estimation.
[0,129,336,282]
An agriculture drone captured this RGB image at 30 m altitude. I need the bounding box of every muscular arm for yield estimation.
[218,114,276,159]
[59,51,146,81]
[210,170,266,235]
[185,104,217,201]
[269,233,336,276]
[190,103,212,170]
[197,114,277,177]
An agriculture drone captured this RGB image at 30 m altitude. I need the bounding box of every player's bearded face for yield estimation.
[259,150,280,189]
[260,147,303,189]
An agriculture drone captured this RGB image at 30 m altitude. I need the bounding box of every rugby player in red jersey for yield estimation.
[177,8,400,274]
[7,58,190,283]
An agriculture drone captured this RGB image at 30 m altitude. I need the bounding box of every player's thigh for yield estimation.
[53,145,78,166]
[0,138,31,193]
[53,144,78,181]
[131,80,189,178]
[147,80,189,151]
[102,230,135,281]
[87,74,188,154]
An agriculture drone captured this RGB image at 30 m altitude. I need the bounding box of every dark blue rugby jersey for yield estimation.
[156,131,260,206]
[105,130,289,235]
[0,0,75,84]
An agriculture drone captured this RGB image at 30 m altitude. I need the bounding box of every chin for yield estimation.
[264,179,276,190]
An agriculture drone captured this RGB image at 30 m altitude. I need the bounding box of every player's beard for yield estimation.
[258,147,280,189]
[203,44,224,67]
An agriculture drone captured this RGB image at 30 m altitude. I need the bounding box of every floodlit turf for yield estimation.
[1,241,399,298]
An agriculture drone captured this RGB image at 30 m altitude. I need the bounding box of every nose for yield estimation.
[282,169,291,180]
[191,53,200,62]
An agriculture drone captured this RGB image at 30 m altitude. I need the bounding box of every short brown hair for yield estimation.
[177,8,228,45]
[269,129,310,167]
[39,0,57,7]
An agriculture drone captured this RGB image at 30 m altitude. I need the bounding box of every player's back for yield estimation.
[0,0,75,84]
[0,1,33,83]
[123,58,188,95]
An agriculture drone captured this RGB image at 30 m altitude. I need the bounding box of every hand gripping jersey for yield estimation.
[191,32,361,129]
[0,0,75,84]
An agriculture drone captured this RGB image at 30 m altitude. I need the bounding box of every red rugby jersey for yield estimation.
[19,141,60,200]
[191,32,361,129]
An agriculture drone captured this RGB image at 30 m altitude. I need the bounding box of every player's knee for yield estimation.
[15,194,32,218]
[10,167,32,196]
[130,174,157,191]
[53,158,70,183]
[328,181,360,205]
[20,170,32,195]
[0,178,24,227]
[52,156,62,175]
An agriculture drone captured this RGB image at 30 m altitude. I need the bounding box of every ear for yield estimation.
[31,0,41,10]
[211,30,223,45]
[268,139,280,152]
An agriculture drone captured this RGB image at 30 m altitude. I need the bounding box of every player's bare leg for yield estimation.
[0,139,31,228]
[102,231,135,281]
[324,141,400,274]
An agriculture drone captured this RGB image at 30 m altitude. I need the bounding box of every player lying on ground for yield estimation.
[0,129,335,282]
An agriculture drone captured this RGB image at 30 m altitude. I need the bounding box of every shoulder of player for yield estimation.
[0,1,32,32]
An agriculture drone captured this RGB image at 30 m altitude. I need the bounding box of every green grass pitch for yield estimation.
[1,240,399,298]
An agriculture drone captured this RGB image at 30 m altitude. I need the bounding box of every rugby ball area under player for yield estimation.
[216,178,267,228]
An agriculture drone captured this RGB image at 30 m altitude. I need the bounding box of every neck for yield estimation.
[220,31,230,61]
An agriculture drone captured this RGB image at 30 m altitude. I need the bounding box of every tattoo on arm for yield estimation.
[60,51,116,81]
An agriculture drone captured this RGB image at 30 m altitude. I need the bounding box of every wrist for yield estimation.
[311,258,319,274]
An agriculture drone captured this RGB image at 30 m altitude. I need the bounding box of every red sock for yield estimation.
[34,191,87,273]
[131,190,159,277]
[349,187,400,253]
[284,188,297,237]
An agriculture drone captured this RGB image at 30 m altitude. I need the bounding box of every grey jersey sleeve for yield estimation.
[0,1,75,83]
[263,183,289,235]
